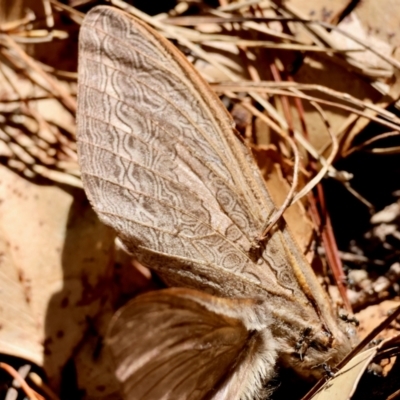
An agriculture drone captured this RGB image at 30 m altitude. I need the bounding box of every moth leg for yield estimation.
[294,327,313,360]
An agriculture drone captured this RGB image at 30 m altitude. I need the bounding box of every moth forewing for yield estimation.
[77,5,357,399]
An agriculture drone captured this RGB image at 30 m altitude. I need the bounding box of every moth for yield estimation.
[77,6,357,400]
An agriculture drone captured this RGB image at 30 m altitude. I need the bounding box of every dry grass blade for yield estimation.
[0,2,81,187]
[1,36,76,113]
[212,82,400,132]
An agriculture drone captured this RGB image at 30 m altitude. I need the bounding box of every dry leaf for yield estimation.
[357,300,400,342]
[311,346,378,400]
[0,164,114,389]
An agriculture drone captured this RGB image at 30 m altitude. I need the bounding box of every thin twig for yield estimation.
[0,363,42,400]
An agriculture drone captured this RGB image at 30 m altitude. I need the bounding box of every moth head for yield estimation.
[281,326,355,380]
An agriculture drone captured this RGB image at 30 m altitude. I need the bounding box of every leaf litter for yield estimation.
[0,0,399,398]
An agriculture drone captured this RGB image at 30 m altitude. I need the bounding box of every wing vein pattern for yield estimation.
[77,6,314,301]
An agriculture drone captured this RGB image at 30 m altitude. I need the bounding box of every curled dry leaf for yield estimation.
[310,346,378,400]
